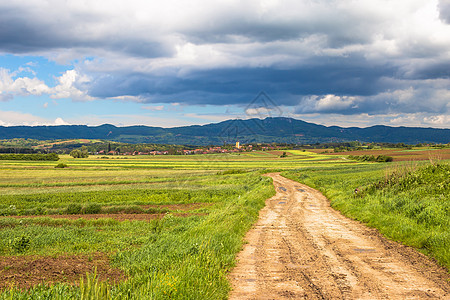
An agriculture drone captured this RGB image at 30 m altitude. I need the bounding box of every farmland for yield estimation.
[0,149,448,298]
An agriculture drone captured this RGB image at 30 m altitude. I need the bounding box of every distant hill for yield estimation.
[0,117,448,145]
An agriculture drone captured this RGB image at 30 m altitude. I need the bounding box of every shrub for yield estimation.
[348,154,393,163]
[55,163,69,168]
[70,146,89,158]
[217,169,246,175]
[11,235,31,253]
[65,204,82,214]
[122,205,144,214]
[84,203,102,214]
[146,207,170,214]
[0,153,59,161]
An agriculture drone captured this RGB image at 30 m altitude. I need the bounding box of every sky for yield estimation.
[0,0,449,129]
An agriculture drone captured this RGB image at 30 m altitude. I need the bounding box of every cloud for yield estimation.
[0,68,50,100]
[0,110,70,126]
[64,114,195,127]
[142,105,164,111]
[439,0,450,23]
[0,68,94,101]
[298,94,358,113]
[0,0,449,125]
[290,111,450,128]
[183,112,234,122]
[53,117,70,125]
[50,70,95,101]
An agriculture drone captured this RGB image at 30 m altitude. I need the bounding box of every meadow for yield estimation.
[0,149,448,299]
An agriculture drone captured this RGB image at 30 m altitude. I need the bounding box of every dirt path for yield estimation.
[229,173,449,299]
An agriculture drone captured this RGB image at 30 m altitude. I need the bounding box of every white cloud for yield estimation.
[65,114,195,128]
[290,111,450,128]
[53,117,70,125]
[183,112,234,122]
[50,70,95,101]
[0,67,97,102]
[245,107,278,117]
[315,95,357,111]
[0,110,70,126]
[142,105,164,111]
[299,94,358,113]
[0,68,50,99]
[390,113,450,127]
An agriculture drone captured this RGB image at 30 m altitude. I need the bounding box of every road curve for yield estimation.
[229,173,449,299]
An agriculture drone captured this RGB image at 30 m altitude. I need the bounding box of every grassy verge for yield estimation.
[283,161,449,269]
[0,172,275,299]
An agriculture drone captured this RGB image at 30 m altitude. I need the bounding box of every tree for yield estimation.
[70,149,81,158]
[70,146,89,158]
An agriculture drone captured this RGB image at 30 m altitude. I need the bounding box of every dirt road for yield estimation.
[229,173,449,299]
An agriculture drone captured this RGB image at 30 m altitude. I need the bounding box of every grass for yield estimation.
[283,160,450,269]
[0,150,448,298]
[0,152,283,299]
[0,174,274,299]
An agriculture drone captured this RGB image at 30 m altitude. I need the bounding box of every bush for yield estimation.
[84,203,102,214]
[146,207,170,214]
[0,153,59,161]
[217,169,246,175]
[70,146,89,158]
[11,235,31,253]
[348,154,393,163]
[55,163,69,168]
[376,155,393,162]
[65,204,82,214]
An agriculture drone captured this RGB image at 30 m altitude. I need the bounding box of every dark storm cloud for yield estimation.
[439,0,450,23]
[0,3,172,58]
[87,54,396,106]
[406,61,450,79]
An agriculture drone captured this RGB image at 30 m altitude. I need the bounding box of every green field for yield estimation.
[0,150,448,299]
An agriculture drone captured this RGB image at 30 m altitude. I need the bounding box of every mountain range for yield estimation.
[0,117,448,145]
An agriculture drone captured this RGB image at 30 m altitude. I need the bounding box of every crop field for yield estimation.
[0,149,448,299]
[309,147,450,161]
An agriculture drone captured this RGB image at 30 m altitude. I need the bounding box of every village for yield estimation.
[94,142,280,156]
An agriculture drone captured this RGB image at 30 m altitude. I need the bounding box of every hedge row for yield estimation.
[0,153,59,161]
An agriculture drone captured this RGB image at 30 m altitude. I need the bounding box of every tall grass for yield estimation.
[283,161,450,268]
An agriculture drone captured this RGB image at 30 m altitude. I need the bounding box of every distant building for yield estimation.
[236,141,240,149]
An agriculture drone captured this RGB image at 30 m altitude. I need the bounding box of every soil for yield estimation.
[6,212,205,222]
[0,252,125,290]
[229,173,449,299]
[141,202,213,210]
